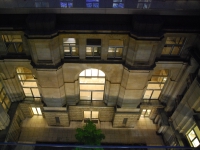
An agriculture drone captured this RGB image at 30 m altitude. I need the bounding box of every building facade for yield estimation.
[0,0,200,148]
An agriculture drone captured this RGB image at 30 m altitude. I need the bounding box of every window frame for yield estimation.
[143,70,168,101]
[86,0,99,8]
[16,67,41,101]
[86,39,101,58]
[186,126,200,147]
[63,38,79,57]
[161,37,186,56]
[2,35,24,54]
[113,0,124,8]
[137,0,151,9]
[60,0,73,8]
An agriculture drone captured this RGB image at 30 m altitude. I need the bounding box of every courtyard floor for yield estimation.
[18,116,164,147]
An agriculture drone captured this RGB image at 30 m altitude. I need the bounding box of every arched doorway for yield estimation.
[79,68,105,103]
[16,67,41,101]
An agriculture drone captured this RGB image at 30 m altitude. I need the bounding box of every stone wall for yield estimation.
[69,106,114,122]
[43,112,69,127]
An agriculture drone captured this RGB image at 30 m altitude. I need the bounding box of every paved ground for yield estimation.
[18,116,164,147]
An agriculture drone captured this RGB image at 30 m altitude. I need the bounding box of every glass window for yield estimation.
[113,0,124,8]
[137,0,151,9]
[108,40,123,58]
[79,69,105,102]
[60,0,73,8]
[35,0,49,8]
[143,70,168,100]
[86,0,99,8]
[16,67,41,101]
[162,37,186,55]
[31,107,42,115]
[1,35,24,53]
[63,38,79,57]
[86,39,101,57]
[187,126,200,147]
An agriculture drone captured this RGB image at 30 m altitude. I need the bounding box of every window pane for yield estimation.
[162,46,172,55]
[188,130,196,141]
[171,46,181,55]
[147,84,164,89]
[116,48,123,57]
[32,88,40,97]
[60,2,67,8]
[23,88,32,97]
[108,48,115,58]
[86,69,91,76]
[93,47,101,56]
[192,138,200,147]
[92,111,99,118]
[68,2,73,8]
[79,77,105,84]
[36,107,42,115]
[71,47,79,56]
[84,111,91,119]
[80,85,104,90]
[21,82,37,87]
[143,90,153,99]
[93,3,99,8]
[86,47,93,56]
[99,70,105,76]
[151,90,161,99]
[63,38,76,43]
[145,109,151,117]
[32,107,37,115]
[166,37,185,45]
[80,91,91,100]
[92,91,103,100]
[86,3,92,8]
[91,69,98,76]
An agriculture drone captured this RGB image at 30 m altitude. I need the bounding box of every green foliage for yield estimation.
[75,120,105,150]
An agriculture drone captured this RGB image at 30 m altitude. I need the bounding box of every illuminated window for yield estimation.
[31,107,42,115]
[63,38,79,57]
[84,111,99,119]
[0,82,11,112]
[16,67,41,101]
[108,40,123,58]
[113,0,124,8]
[187,126,200,147]
[141,109,151,117]
[60,0,73,8]
[35,0,49,7]
[79,69,105,102]
[162,37,186,55]
[1,35,24,53]
[86,39,101,58]
[137,0,151,9]
[143,70,168,101]
[86,0,99,8]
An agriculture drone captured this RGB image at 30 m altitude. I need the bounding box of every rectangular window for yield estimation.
[86,0,99,8]
[63,38,79,57]
[137,0,151,9]
[31,107,42,115]
[122,118,128,125]
[60,0,73,8]
[187,126,200,147]
[86,39,101,58]
[35,0,49,7]
[108,40,123,59]
[2,35,24,53]
[113,0,124,8]
[143,70,168,101]
[162,37,186,55]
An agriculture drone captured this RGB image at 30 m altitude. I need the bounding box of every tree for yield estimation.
[75,120,105,150]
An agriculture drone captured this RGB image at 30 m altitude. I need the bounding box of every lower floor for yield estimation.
[18,116,164,146]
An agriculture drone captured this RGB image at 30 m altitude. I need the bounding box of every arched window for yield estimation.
[16,67,40,101]
[79,68,105,102]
